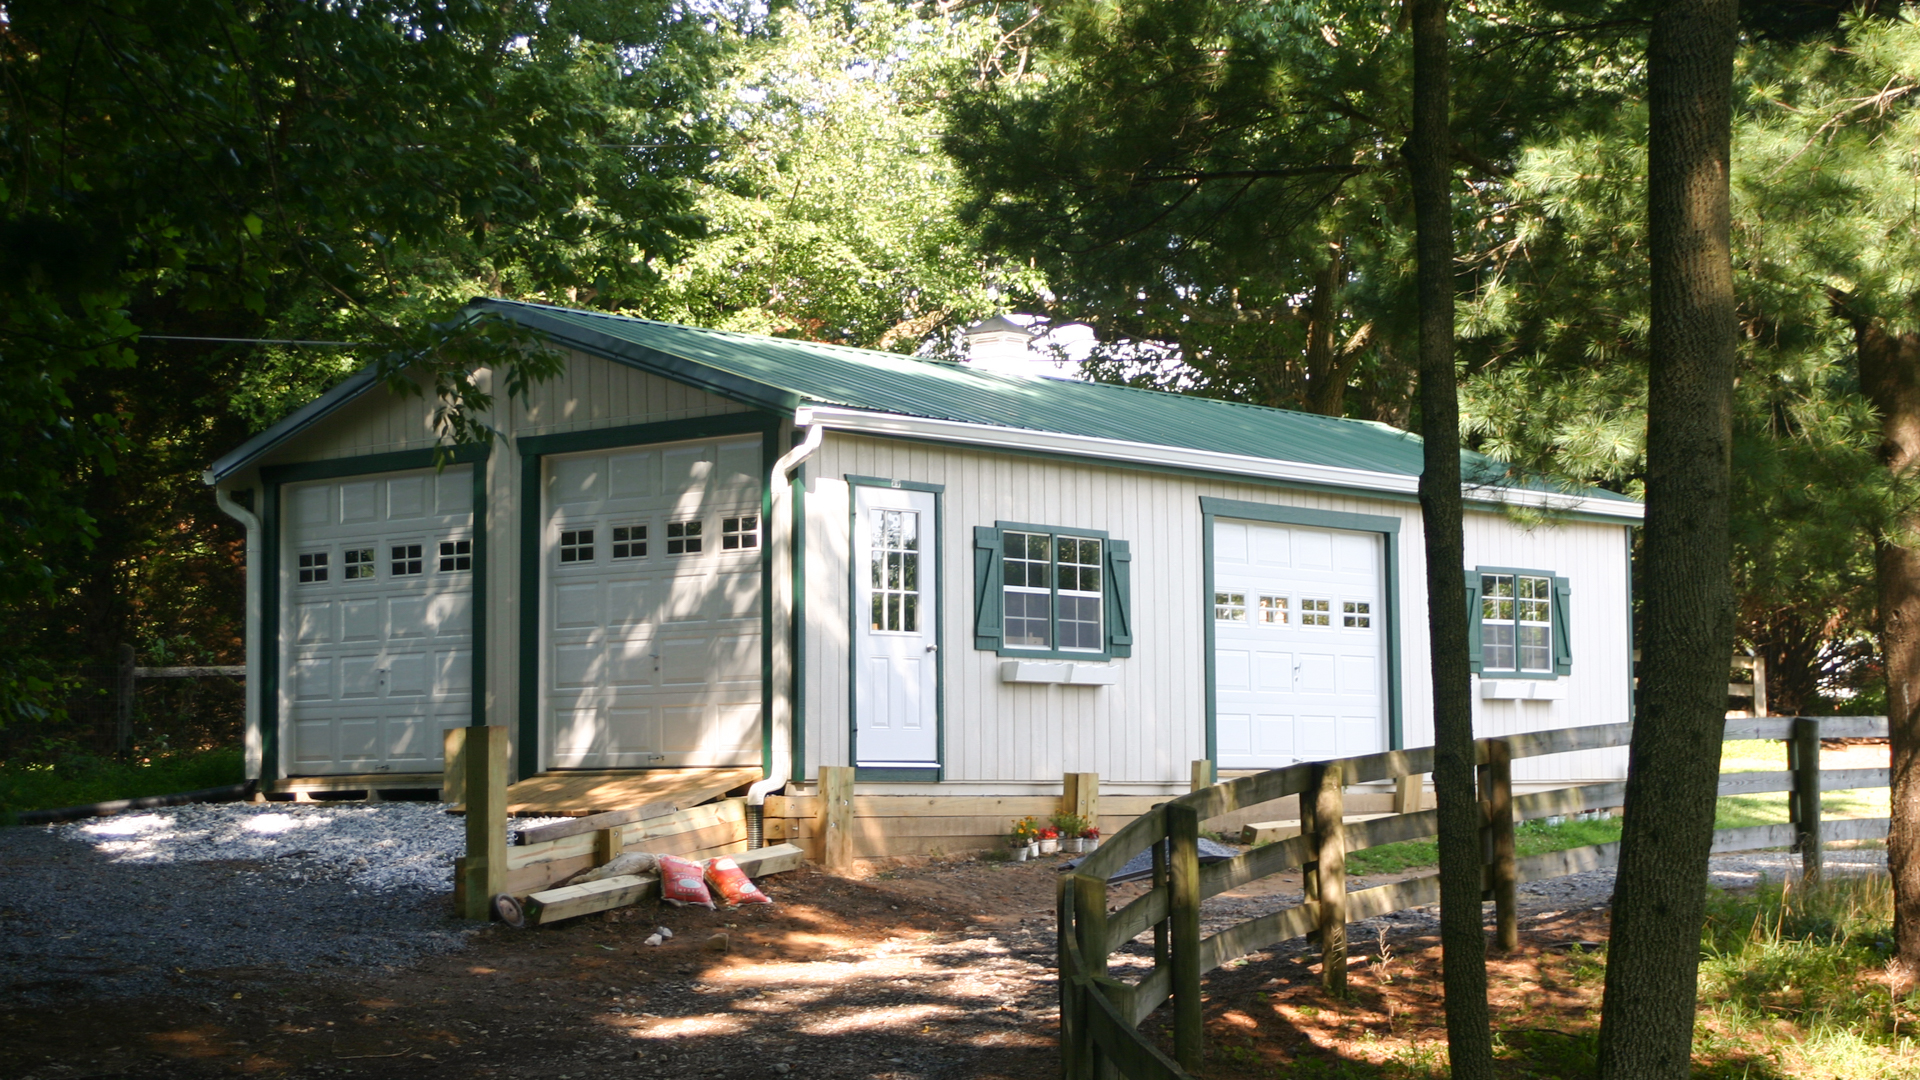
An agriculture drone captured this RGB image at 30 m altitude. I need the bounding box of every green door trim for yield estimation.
[258,444,492,782]
[846,475,946,783]
[1197,497,1406,764]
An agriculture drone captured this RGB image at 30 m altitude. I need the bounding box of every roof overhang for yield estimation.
[204,366,382,485]
[802,406,1645,522]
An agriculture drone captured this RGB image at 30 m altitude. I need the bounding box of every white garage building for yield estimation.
[206,300,1640,816]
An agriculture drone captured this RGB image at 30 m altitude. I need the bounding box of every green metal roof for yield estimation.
[477,299,1634,503]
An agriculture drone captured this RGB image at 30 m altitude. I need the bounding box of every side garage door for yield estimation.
[281,466,475,775]
[1213,518,1385,770]
[544,435,763,770]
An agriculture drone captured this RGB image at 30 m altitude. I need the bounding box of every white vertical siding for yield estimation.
[803,433,1633,794]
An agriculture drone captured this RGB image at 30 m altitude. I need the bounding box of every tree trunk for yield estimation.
[1406,3,1494,1078]
[1856,320,1920,973]
[1596,3,1738,1079]
[1303,242,1350,417]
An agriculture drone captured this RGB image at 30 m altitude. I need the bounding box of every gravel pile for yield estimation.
[0,801,560,1004]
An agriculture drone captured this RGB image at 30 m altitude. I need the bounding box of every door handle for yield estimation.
[925,645,938,653]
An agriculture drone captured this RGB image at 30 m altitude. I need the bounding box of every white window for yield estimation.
[297,551,329,584]
[1481,573,1552,673]
[1300,598,1331,627]
[558,529,594,564]
[1215,592,1247,622]
[438,539,472,572]
[390,543,424,576]
[868,509,921,633]
[1258,595,1289,625]
[343,548,375,580]
[666,520,702,555]
[611,525,646,560]
[1003,531,1103,651]
[723,515,759,551]
[1343,600,1371,629]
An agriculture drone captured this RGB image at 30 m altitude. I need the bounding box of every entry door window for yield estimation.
[870,509,922,633]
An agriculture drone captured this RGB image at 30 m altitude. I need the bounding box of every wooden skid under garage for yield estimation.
[760,794,1172,858]
[500,767,760,816]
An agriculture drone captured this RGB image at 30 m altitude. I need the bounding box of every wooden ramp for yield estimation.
[503,766,761,816]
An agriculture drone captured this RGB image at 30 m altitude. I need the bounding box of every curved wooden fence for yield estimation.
[1057,716,1892,1080]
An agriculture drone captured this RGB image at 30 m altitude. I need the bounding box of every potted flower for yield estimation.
[1010,816,1041,860]
[1038,826,1060,855]
[1079,823,1101,852]
[1052,812,1091,853]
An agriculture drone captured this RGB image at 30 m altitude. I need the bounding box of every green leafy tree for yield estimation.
[0,0,721,722]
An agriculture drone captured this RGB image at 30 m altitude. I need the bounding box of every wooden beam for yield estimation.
[1166,800,1203,1072]
[513,799,681,847]
[1485,739,1518,952]
[1064,772,1099,827]
[1311,762,1348,993]
[1793,717,1822,885]
[442,727,467,806]
[525,873,660,925]
[817,766,855,869]
[461,726,509,920]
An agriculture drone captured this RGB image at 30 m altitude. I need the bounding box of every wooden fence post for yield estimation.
[442,727,468,805]
[1064,771,1099,831]
[114,644,136,754]
[1791,717,1822,885]
[1485,739,1518,951]
[816,766,856,869]
[1058,877,1085,1080]
[1311,763,1348,993]
[1072,872,1110,1079]
[1151,832,1170,970]
[460,725,509,920]
[1190,759,1214,793]
[1166,801,1204,1072]
[1394,772,1423,814]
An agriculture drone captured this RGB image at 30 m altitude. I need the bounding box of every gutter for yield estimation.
[801,406,1645,521]
[212,485,267,781]
[747,410,826,821]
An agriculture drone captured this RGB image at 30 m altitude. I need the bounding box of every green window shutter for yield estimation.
[1552,575,1573,676]
[1105,540,1133,657]
[973,525,1004,651]
[1465,571,1484,674]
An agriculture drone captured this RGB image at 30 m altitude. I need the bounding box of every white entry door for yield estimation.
[1212,518,1385,769]
[854,485,939,767]
[543,436,763,769]
[280,466,475,775]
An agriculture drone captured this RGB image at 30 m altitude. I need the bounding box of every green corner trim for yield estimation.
[1200,497,1406,756]
[259,446,492,781]
[845,475,946,776]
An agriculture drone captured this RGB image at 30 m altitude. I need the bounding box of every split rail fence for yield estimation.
[1059,716,1892,1080]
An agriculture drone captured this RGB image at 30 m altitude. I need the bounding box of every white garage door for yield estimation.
[1213,518,1385,770]
[544,435,763,770]
[281,466,474,775]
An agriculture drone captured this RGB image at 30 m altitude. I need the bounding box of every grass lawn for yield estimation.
[0,746,243,821]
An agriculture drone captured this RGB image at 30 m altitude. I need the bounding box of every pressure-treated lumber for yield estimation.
[1063,772,1099,827]
[460,726,509,920]
[1484,739,1518,952]
[1311,763,1348,992]
[514,800,680,847]
[817,766,855,869]
[1792,716,1823,884]
[526,873,660,925]
[442,727,468,807]
[1166,800,1203,1071]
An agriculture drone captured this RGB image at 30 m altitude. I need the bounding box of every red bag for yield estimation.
[657,854,715,909]
[704,856,772,906]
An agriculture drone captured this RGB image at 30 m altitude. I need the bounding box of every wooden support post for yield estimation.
[1072,872,1110,1079]
[442,727,468,806]
[1151,831,1170,970]
[1166,801,1204,1072]
[1394,772,1423,814]
[1485,739,1518,952]
[1300,788,1318,901]
[1189,759,1214,793]
[816,765,856,869]
[115,644,137,755]
[1311,763,1348,993]
[460,726,509,920]
[594,826,624,866]
[1791,716,1822,885]
[1752,653,1769,717]
[1058,877,1085,1080]
[1063,771,1099,828]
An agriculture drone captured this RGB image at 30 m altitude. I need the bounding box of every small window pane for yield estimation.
[343,548,375,580]
[1301,598,1331,627]
[559,529,594,564]
[438,539,472,572]
[1343,600,1371,629]
[667,520,703,555]
[612,525,647,560]
[723,515,759,551]
[1258,595,1288,625]
[870,509,922,633]
[1215,592,1247,622]
[1005,590,1051,648]
[391,544,424,576]
[297,551,329,584]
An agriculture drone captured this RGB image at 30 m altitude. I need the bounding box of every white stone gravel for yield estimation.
[0,800,566,1003]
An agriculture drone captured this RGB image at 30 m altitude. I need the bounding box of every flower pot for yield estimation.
[1027,842,1040,858]
[1013,845,1030,862]
[1067,838,1084,854]
[1039,838,1059,855]
[1083,837,1099,851]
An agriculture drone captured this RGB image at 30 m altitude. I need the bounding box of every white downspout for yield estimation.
[211,483,265,782]
[749,409,824,815]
